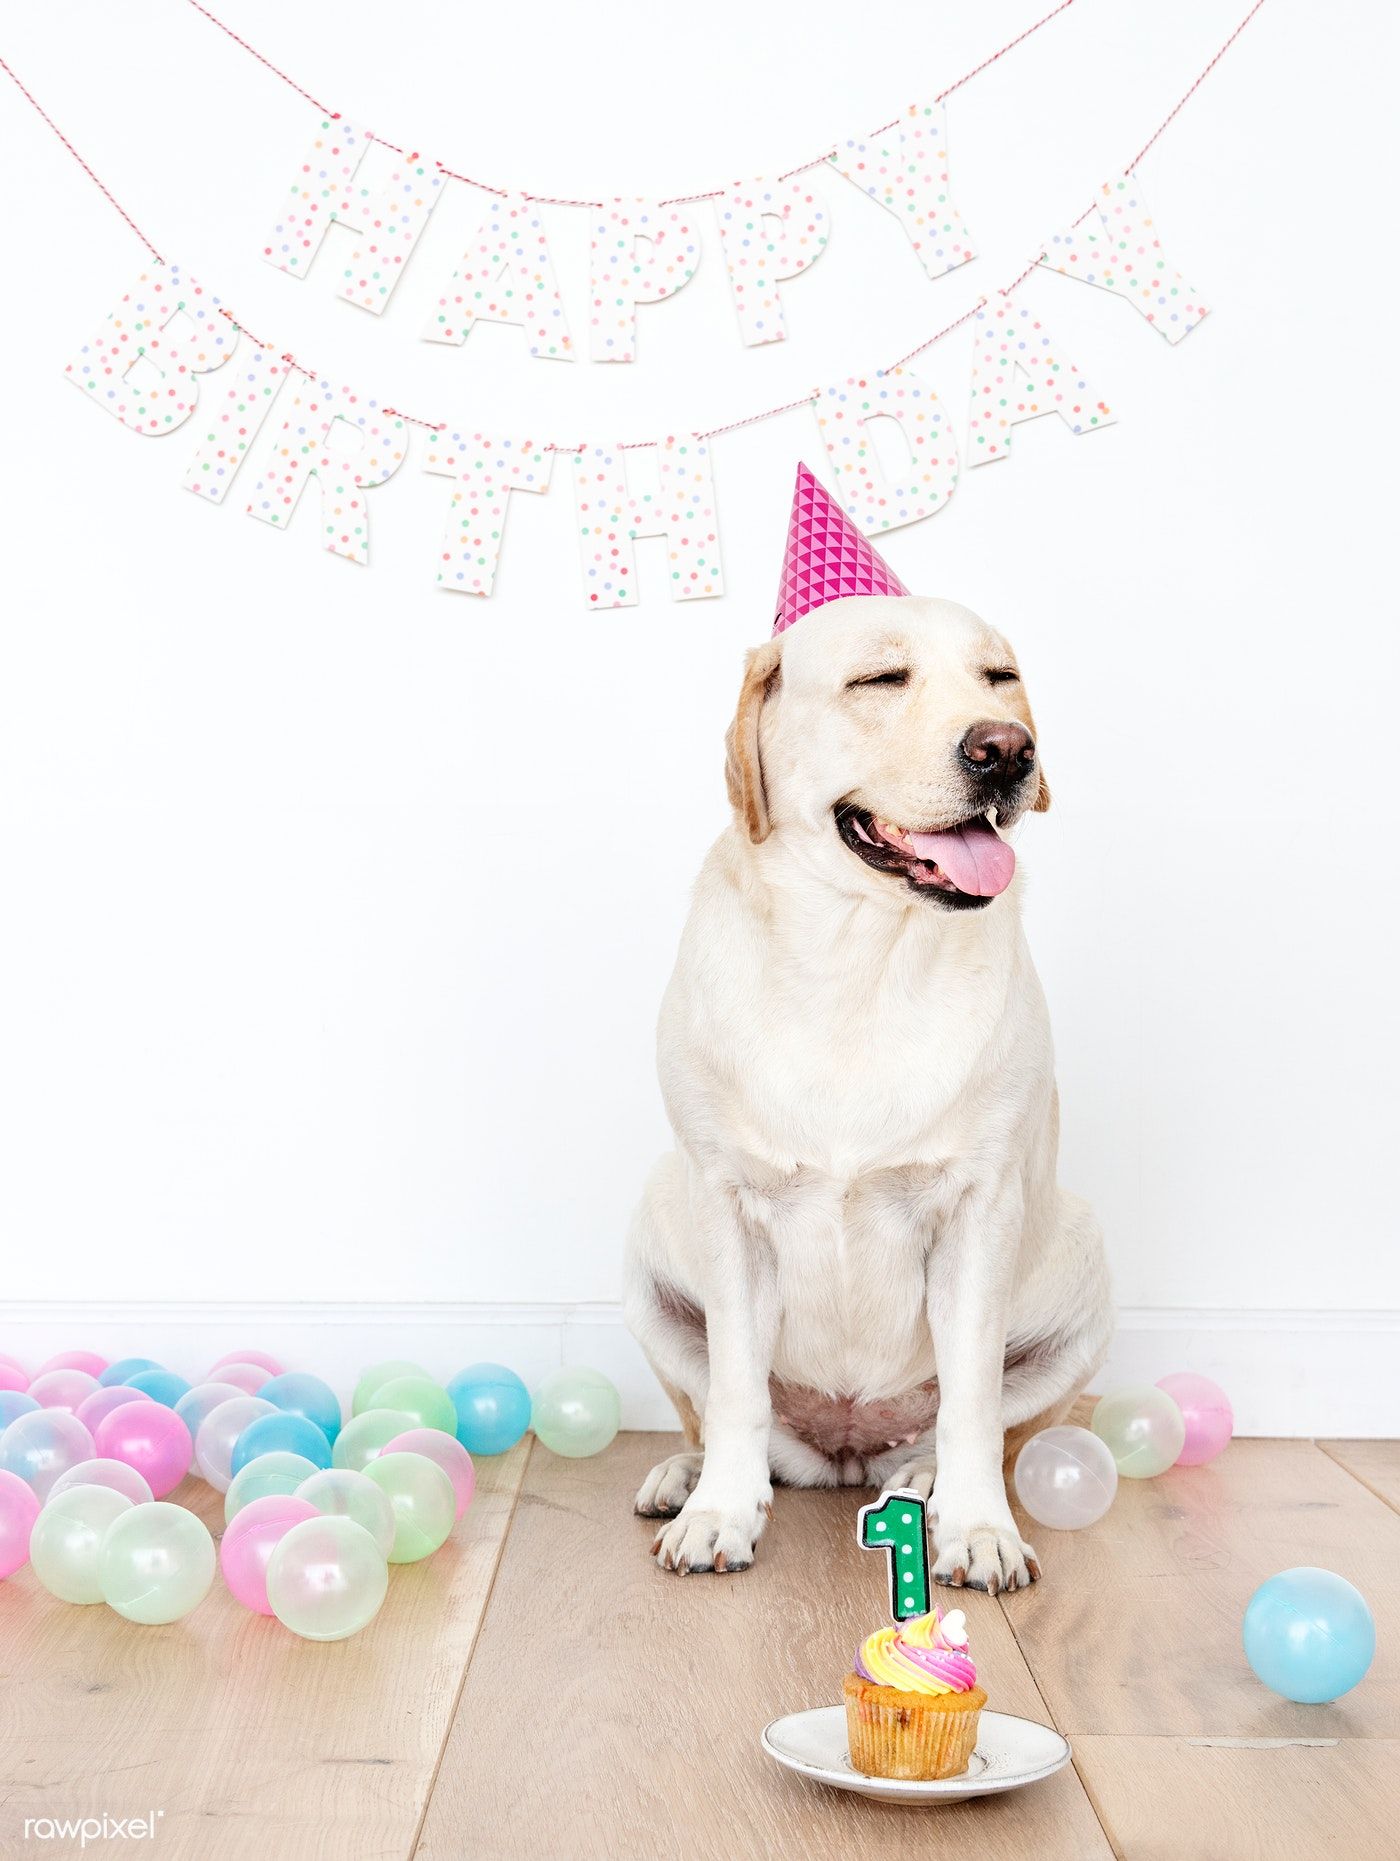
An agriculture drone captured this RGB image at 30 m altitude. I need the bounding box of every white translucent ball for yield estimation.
[1013,1424,1119,1529]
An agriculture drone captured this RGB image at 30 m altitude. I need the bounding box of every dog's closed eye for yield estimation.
[846,669,910,689]
[983,668,1020,686]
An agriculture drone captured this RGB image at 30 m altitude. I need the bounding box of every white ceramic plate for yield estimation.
[761,1705,1072,1805]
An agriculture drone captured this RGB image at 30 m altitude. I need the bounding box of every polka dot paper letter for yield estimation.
[263,117,445,314]
[423,434,553,595]
[64,263,236,435]
[828,104,975,282]
[718,179,828,347]
[182,346,292,505]
[247,383,408,563]
[573,437,723,607]
[1039,175,1209,344]
[589,200,699,362]
[422,196,573,359]
[814,368,959,534]
[967,297,1115,467]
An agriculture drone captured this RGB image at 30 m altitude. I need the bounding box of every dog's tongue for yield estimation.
[906,819,1016,897]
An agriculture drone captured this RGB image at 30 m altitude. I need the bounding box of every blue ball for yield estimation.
[230,1410,332,1477]
[1243,1567,1375,1703]
[0,1391,40,1430]
[125,1368,193,1409]
[99,1357,163,1387]
[446,1362,532,1456]
[258,1371,342,1445]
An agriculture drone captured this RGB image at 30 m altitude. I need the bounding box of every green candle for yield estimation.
[857,1489,931,1621]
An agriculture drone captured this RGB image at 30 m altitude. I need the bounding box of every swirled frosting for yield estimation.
[853,1606,977,1694]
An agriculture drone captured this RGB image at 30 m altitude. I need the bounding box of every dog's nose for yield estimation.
[960,720,1036,790]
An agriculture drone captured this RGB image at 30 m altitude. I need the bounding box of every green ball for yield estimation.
[1091,1386,1186,1478]
[370,1375,456,1436]
[362,1452,455,1564]
[352,1361,428,1418]
[332,1408,416,1473]
[98,1501,215,1624]
[294,1466,397,1559]
[31,1485,133,1604]
[531,1367,621,1459]
[266,1515,388,1641]
[225,1451,322,1524]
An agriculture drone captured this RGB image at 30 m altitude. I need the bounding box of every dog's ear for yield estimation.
[724,638,782,843]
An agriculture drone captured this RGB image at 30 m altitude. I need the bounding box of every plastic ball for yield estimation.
[531,1367,621,1459]
[211,1361,274,1396]
[266,1515,389,1641]
[352,1361,428,1418]
[225,1451,322,1524]
[332,1407,416,1474]
[1091,1386,1186,1479]
[98,1502,216,1625]
[173,1381,247,1442]
[370,1375,456,1437]
[258,1372,342,1446]
[384,1429,475,1521]
[0,1362,30,1395]
[27,1369,100,1415]
[124,1369,193,1409]
[1243,1567,1376,1703]
[1156,1372,1233,1467]
[50,1458,154,1507]
[194,1397,276,1492]
[37,1350,108,1379]
[0,1353,28,1375]
[0,1391,40,1431]
[0,1410,95,1500]
[99,1358,162,1388]
[363,1452,456,1563]
[220,1494,319,1613]
[445,1363,532,1456]
[92,1401,192,1500]
[1014,1425,1119,1529]
[209,1349,284,1379]
[0,1467,41,1577]
[30,1484,133,1604]
[294,1467,396,1560]
[230,1412,332,1478]
[76,1386,151,1433]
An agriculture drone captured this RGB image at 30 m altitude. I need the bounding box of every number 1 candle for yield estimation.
[857,1488,931,1621]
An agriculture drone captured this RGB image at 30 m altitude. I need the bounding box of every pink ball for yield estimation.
[93,1403,193,1500]
[27,1369,101,1415]
[1156,1372,1233,1467]
[209,1351,284,1379]
[0,1363,30,1395]
[37,1351,108,1379]
[76,1387,154,1433]
[384,1428,476,1522]
[220,1494,318,1613]
[212,1362,274,1396]
[0,1468,42,1578]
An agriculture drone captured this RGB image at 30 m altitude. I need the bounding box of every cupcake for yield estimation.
[843,1605,986,1780]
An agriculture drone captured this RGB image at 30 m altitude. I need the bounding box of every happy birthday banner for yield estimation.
[0,1,1265,607]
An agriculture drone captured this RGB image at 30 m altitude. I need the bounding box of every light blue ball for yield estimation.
[258,1371,342,1446]
[1243,1567,1375,1703]
[99,1357,163,1387]
[125,1369,193,1409]
[0,1391,40,1430]
[446,1363,531,1456]
[230,1411,332,1477]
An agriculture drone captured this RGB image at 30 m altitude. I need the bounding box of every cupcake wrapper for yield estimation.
[844,1694,982,1782]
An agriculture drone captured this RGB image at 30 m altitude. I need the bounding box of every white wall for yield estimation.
[2,2,1396,1422]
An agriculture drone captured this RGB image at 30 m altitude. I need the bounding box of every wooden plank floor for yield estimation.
[1,1436,1395,1859]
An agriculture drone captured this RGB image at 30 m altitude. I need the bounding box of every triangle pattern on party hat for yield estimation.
[773,462,909,635]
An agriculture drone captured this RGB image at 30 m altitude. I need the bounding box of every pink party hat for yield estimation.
[773,462,909,636]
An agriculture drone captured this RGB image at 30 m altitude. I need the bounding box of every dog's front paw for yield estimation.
[634,1451,703,1518]
[876,1454,937,1503]
[933,1513,1040,1595]
[651,1490,772,1575]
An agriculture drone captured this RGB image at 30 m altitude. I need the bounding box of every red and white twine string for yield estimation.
[2,0,1269,450]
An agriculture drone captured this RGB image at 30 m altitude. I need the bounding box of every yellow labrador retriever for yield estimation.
[625,594,1111,1591]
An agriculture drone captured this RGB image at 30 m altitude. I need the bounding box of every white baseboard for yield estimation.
[3,1302,1396,1438]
